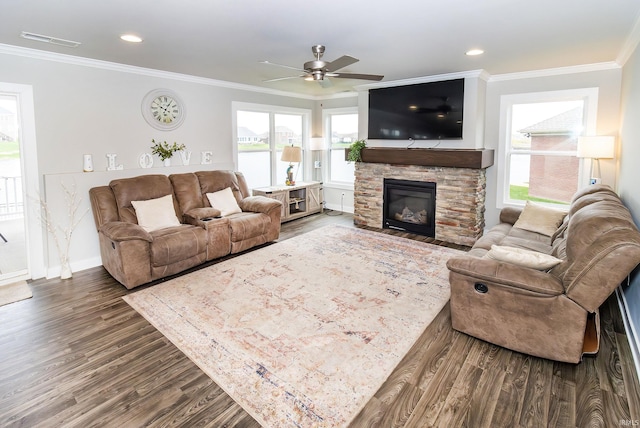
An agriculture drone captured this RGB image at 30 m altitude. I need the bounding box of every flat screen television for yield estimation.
[368,78,464,140]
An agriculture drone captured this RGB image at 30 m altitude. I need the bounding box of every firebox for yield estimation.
[383,178,436,237]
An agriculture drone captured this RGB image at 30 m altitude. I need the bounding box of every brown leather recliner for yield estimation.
[446,185,640,363]
[89,171,282,289]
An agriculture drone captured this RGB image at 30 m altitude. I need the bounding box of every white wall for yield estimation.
[619,39,640,372]
[483,65,623,228]
[0,49,314,277]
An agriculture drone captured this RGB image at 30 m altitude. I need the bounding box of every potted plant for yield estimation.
[347,139,367,163]
[151,139,186,166]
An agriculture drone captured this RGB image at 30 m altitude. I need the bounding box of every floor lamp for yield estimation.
[281,145,302,186]
[577,136,615,185]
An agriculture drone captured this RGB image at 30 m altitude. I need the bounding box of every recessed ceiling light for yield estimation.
[120,34,143,43]
[465,49,484,56]
[20,31,81,48]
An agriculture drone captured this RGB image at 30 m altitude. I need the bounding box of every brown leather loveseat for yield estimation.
[89,170,282,289]
[446,184,640,363]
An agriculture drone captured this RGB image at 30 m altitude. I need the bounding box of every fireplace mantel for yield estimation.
[346,147,494,169]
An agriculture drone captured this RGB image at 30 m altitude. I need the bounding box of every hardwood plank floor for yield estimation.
[0,211,638,427]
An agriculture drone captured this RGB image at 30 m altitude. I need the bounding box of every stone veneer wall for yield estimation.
[354,162,487,246]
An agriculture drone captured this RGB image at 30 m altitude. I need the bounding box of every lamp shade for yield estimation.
[281,145,302,163]
[310,137,326,151]
[577,136,615,159]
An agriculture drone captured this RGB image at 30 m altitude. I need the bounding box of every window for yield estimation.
[498,89,598,207]
[233,103,310,189]
[323,108,358,184]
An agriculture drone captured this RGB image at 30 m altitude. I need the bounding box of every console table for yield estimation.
[252,181,323,222]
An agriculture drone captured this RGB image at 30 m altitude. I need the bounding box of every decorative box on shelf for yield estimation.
[252,181,323,223]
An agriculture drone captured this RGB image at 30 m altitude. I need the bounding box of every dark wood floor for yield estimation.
[0,211,638,427]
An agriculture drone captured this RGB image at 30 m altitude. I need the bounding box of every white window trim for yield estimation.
[0,83,44,284]
[322,106,358,188]
[232,102,311,186]
[496,88,599,209]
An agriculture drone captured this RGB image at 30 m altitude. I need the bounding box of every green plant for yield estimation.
[347,139,367,162]
[151,139,186,161]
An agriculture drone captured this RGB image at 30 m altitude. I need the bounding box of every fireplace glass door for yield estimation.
[383,179,436,237]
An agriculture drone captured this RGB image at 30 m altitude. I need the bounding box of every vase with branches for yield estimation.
[151,139,186,166]
[37,182,89,279]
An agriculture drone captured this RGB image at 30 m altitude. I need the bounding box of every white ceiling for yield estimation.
[2,0,640,97]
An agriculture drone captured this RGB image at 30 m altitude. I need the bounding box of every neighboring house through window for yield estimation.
[497,88,598,207]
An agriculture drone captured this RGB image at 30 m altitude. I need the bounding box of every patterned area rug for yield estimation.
[124,225,462,427]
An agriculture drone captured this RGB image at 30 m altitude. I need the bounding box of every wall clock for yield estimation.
[141,89,186,131]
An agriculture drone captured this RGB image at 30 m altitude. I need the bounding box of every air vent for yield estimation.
[20,31,81,48]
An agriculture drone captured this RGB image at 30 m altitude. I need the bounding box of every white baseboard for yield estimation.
[325,203,354,214]
[46,256,102,279]
[616,287,640,379]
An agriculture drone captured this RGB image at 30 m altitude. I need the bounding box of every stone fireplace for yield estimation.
[352,148,492,246]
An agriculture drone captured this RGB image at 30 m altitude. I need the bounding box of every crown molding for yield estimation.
[354,69,488,92]
[0,43,333,100]
[617,11,640,66]
[489,61,621,82]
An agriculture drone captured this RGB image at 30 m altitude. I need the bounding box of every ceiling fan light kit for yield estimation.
[262,45,383,86]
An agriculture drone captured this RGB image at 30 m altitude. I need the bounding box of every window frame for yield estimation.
[322,106,358,188]
[232,102,311,188]
[496,88,599,209]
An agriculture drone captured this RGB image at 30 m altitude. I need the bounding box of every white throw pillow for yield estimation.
[486,245,562,270]
[513,201,567,237]
[131,194,181,232]
[206,187,242,217]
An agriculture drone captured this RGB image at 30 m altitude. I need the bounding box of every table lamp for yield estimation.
[281,145,302,185]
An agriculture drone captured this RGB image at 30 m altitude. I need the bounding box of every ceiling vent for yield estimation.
[20,31,81,48]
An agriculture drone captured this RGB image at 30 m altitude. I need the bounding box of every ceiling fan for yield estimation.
[260,45,384,87]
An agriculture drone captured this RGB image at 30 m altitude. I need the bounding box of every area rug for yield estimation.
[0,280,32,307]
[124,225,463,427]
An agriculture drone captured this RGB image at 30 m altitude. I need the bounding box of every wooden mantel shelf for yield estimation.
[345,147,494,169]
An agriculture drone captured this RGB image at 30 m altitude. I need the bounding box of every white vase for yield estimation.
[164,158,171,167]
[60,260,72,279]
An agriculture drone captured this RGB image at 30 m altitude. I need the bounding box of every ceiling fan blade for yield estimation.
[333,72,384,81]
[325,55,358,72]
[263,75,307,83]
[259,60,306,73]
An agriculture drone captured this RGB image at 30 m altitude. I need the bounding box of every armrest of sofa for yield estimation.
[499,206,524,225]
[239,196,282,216]
[446,254,565,296]
[184,207,222,223]
[99,221,153,242]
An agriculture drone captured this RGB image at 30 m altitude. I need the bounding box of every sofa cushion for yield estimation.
[206,187,242,216]
[149,225,207,266]
[485,245,562,270]
[513,201,567,237]
[196,170,243,206]
[169,172,203,215]
[110,174,177,224]
[131,194,181,232]
[228,212,270,242]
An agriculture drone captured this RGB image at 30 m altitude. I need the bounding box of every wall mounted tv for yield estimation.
[368,78,464,140]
